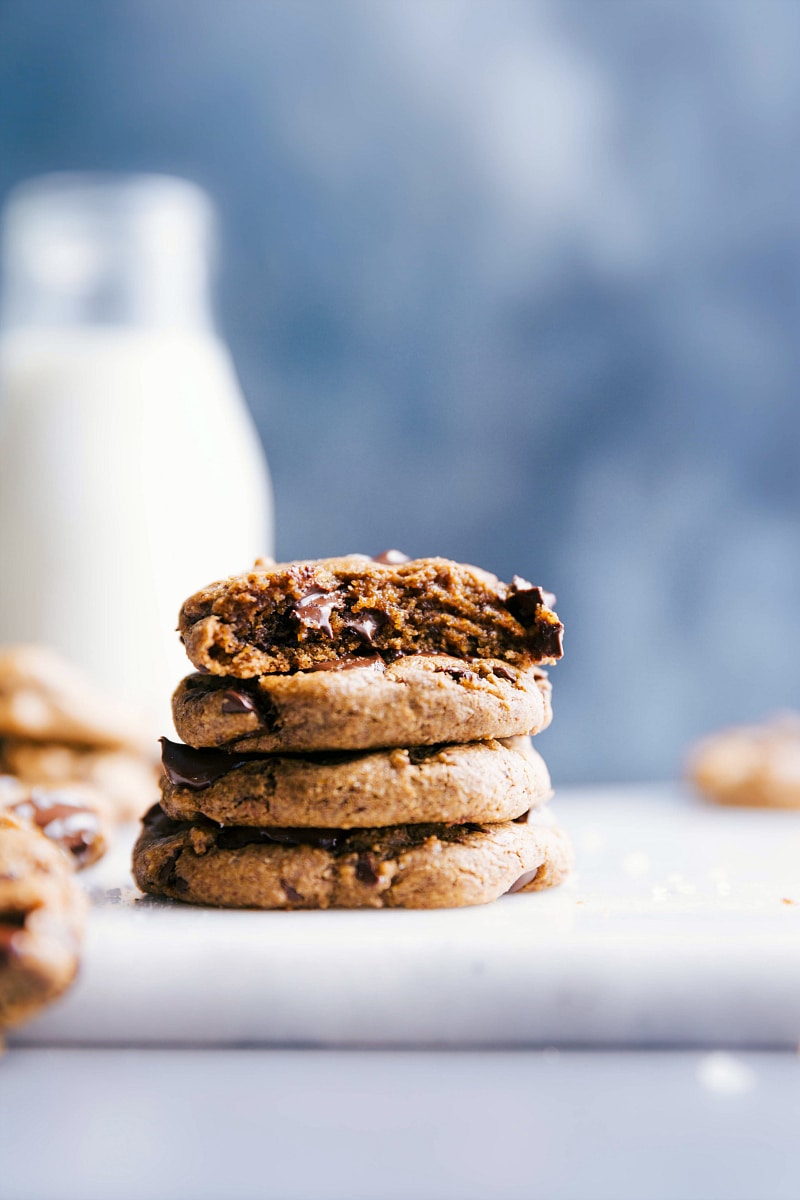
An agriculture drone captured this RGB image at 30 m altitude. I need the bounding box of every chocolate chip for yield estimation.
[512,810,531,824]
[221,688,259,715]
[160,738,258,790]
[281,879,304,904]
[12,789,102,866]
[372,549,410,564]
[290,589,343,638]
[170,874,190,894]
[491,664,517,683]
[216,826,345,852]
[434,664,476,683]
[355,852,380,885]
[506,577,556,622]
[343,609,387,645]
[506,868,542,894]
[407,745,443,765]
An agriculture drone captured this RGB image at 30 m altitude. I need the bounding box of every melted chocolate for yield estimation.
[160,738,256,790]
[221,688,259,715]
[506,868,541,894]
[307,654,384,673]
[12,790,101,865]
[216,825,345,852]
[491,664,517,683]
[290,589,343,638]
[407,745,444,765]
[343,609,387,645]
[372,549,410,564]
[434,664,476,683]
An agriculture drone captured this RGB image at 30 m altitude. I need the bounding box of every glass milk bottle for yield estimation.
[0,174,273,735]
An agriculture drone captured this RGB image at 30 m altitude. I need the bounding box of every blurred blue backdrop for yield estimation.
[1,0,798,783]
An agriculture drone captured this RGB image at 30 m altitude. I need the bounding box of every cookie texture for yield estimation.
[173,657,552,753]
[1,739,160,823]
[0,774,110,869]
[159,735,551,828]
[688,714,800,808]
[133,803,573,909]
[0,644,149,750]
[179,555,563,677]
[0,809,86,1029]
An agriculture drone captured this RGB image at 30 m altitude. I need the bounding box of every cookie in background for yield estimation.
[687,713,800,809]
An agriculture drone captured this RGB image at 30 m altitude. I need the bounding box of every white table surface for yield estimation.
[10,783,800,1048]
[4,784,800,1200]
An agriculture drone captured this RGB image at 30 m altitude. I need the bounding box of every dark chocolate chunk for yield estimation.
[221,688,259,715]
[307,653,384,673]
[281,879,304,904]
[12,789,101,866]
[355,852,380,885]
[506,577,557,622]
[512,810,531,824]
[506,867,542,894]
[407,745,444,765]
[372,549,410,564]
[290,589,343,638]
[491,664,517,683]
[160,738,258,790]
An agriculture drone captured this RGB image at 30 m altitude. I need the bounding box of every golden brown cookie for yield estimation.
[132,803,573,910]
[0,644,149,749]
[0,808,86,1029]
[158,735,552,829]
[688,714,800,808]
[1,739,160,823]
[179,554,562,677]
[0,774,110,868]
[172,657,552,753]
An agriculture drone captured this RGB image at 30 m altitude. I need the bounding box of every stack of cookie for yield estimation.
[134,553,572,909]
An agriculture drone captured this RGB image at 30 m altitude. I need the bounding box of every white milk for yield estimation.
[0,327,272,736]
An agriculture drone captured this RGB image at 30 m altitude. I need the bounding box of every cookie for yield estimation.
[172,656,552,754]
[159,735,551,828]
[0,774,110,868]
[179,554,563,677]
[0,644,149,749]
[132,803,573,909]
[1,739,160,823]
[688,714,800,808]
[0,808,86,1029]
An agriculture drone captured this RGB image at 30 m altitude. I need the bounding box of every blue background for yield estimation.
[1,0,798,783]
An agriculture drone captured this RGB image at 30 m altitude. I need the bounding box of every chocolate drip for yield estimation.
[290,589,343,638]
[160,738,256,790]
[12,789,101,865]
[307,654,384,673]
[372,549,410,564]
[221,688,259,715]
[506,868,542,894]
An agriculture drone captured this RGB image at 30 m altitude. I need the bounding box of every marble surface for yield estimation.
[10,784,800,1048]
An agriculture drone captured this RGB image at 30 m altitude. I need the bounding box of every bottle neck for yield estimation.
[0,174,217,334]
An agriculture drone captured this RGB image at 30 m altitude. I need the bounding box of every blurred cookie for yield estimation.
[159,735,551,828]
[0,774,110,868]
[133,803,573,910]
[0,808,86,1029]
[688,714,800,808]
[0,644,149,749]
[173,657,552,753]
[1,739,160,823]
[179,554,563,677]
